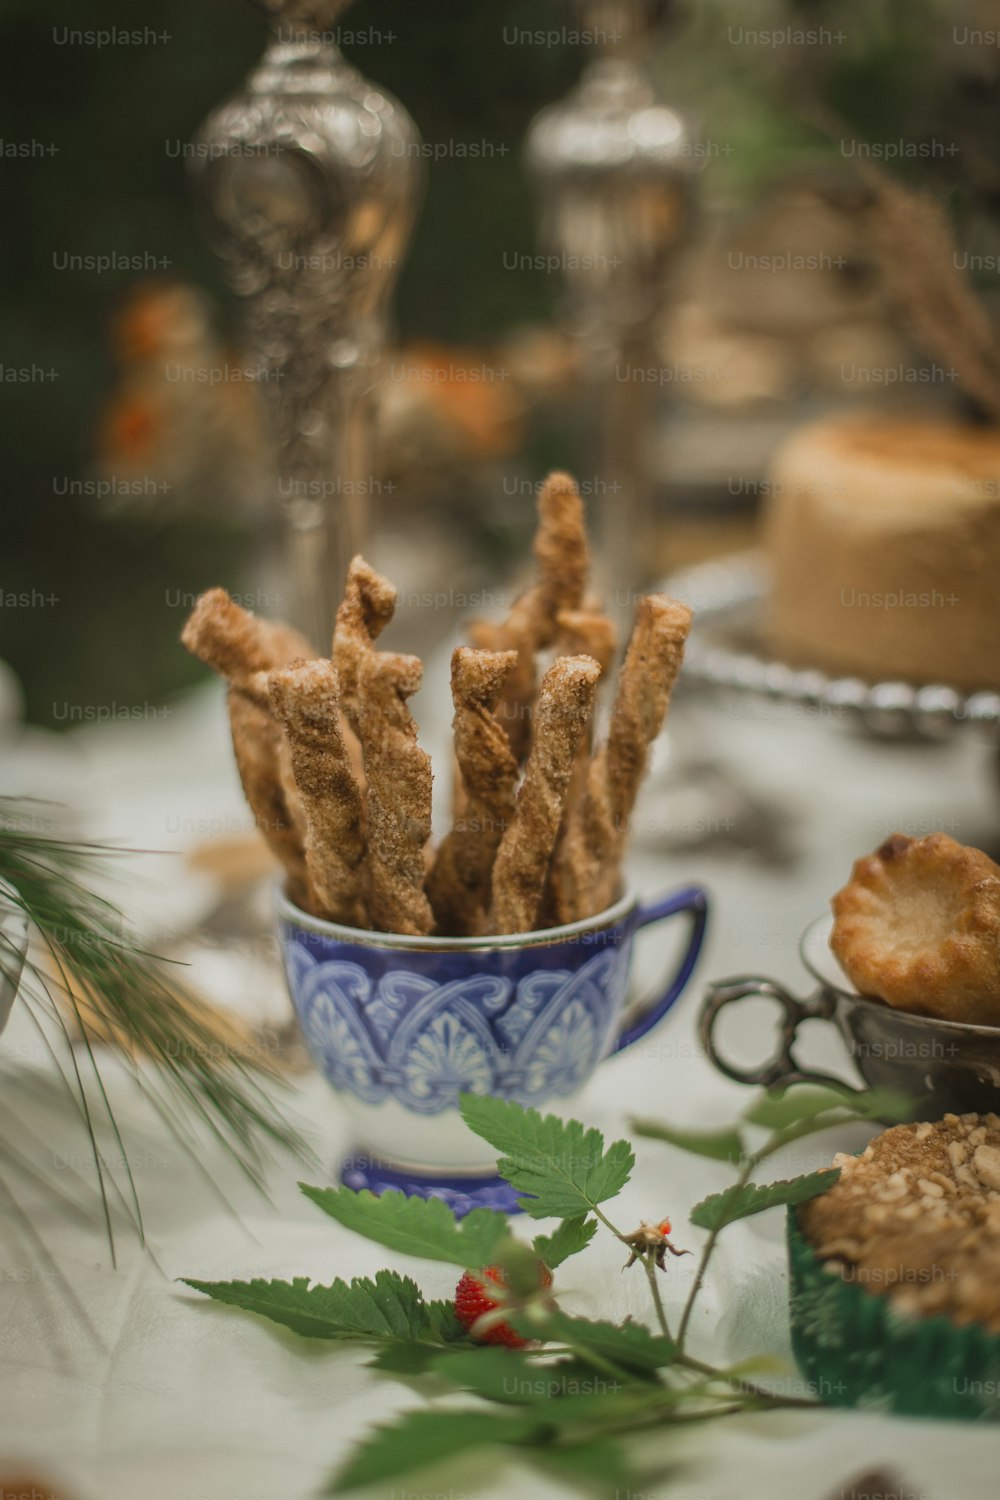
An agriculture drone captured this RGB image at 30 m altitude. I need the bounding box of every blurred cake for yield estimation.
[763,416,1000,690]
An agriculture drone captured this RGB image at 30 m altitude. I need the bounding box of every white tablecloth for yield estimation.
[2,677,998,1500]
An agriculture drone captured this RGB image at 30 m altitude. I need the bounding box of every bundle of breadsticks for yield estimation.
[181,472,692,937]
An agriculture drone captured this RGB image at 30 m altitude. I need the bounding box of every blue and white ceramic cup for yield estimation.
[277,882,708,1214]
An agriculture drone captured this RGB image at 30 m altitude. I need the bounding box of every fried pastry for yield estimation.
[831,832,1000,1025]
[355,650,434,937]
[427,648,519,936]
[551,594,692,922]
[489,654,600,935]
[470,470,589,761]
[181,587,312,908]
[799,1113,1000,1330]
[268,659,367,928]
[181,470,696,936]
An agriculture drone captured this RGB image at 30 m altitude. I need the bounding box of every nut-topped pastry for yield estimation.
[799,1114,1000,1332]
[790,1114,1000,1419]
[831,832,1000,1026]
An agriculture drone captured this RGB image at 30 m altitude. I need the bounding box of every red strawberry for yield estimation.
[454,1263,553,1348]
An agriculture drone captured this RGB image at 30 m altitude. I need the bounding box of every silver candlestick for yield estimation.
[526,0,699,607]
[192,0,423,649]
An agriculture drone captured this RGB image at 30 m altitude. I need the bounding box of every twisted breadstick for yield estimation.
[468,614,535,764]
[489,654,601,935]
[181,589,312,906]
[427,648,518,936]
[268,660,367,927]
[553,594,692,921]
[182,588,313,694]
[471,471,589,760]
[539,608,618,926]
[556,608,617,673]
[354,649,434,936]
[333,556,396,712]
[531,470,590,632]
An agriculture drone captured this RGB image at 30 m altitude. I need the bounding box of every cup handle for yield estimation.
[612,885,709,1054]
[698,976,865,1093]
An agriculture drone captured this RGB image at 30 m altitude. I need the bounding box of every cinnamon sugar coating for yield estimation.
[800,1113,1000,1332]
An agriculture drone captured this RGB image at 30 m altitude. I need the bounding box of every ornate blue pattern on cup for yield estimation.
[285,941,627,1115]
[277,883,707,1207]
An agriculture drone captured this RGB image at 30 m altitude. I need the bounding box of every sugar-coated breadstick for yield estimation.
[181,587,312,690]
[184,478,693,941]
[181,588,312,905]
[355,650,434,935]
[488,655,601,935]
[554,594,692,921]
[333,556,396,714]
[468,614,535,763]
[556,608,617,678]
[471,472,589,760]
[530,470,590,635]
[268,660,367,927]
[224,690,310,909]
[427,648,518,935]
[539,608,619,927]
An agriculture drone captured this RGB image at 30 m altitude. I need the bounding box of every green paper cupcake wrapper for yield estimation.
[787,1207,1000,1420]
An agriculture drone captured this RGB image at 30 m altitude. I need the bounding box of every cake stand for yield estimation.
[665,551,1000,742]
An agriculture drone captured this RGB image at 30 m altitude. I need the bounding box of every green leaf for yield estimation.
[530,1439,653,1492]
[429,1347,544,1404]
[744,1084,911,1131]
[368,1341,446,1375]
[515,1309,675,1376]
[689,1168,840,1231]
[181,1269,453,1345]
[429,1345,668,1408]
[328,1409,542,1493]
[631,1118,745,1162]
[299,1184,510,1268]
[532,1214,598,1269]
[459,1094,634,1220]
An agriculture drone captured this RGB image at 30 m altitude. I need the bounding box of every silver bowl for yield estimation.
[699,914,1000,1117]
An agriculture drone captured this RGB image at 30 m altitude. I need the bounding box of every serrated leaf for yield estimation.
[366,1305,469,1371]
[425,1299,466,1344]
[300,1183,510,1267]
[744,1084,911,1131]
[689,1168,840,1231]
[182,1269,448,1344]
[327,1409,542,1493]
[459,1094,633,1219]
[514,1309,675,1377]
[631,1118,745,1162]
[533,1214,598,1269]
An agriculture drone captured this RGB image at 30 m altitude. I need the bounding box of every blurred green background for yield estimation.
[2,0,998,726]
[0,0,590,726]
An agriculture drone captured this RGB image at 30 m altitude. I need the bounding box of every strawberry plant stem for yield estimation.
[641,1250,673,1343]
[675,1149,758,1351]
